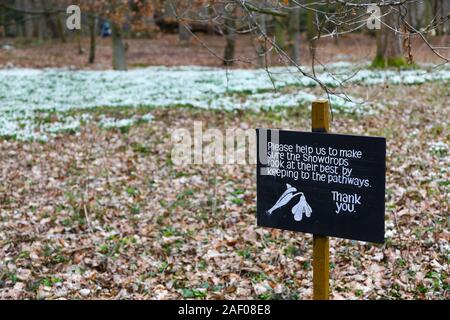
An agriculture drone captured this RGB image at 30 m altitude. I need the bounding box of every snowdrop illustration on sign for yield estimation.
[266,184,312,221]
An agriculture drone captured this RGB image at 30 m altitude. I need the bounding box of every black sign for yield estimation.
[256,129,386,243]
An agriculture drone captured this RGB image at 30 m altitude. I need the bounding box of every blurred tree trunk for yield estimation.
[29,0,40,38]
[274,16,286,51]
[24,0,33,38]
[0,6,4,37]
[9,0,23,37]
[112,23,127,70]
[306,0,316,57]
[179,23,191,45]
[406,2,416,28]
[223,6,237,66]
[414,2,422,29]
[286,1,300,63]
[436,0,445,35]
[38,0,66,42]
[40,0,58,39]
[372,8,406,68]
[88,14,96,64]
[17,0,33,38]
[424,0,433,38]
[255,14,267,67]
[445,0,450,34]
[56,15,66,43]
[171,0,191,44]
[39,17,47,39]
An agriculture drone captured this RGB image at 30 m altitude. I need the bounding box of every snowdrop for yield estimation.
[0,63,448,140]
[429,141,448,157]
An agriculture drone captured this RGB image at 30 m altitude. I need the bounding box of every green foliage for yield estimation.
[231,198,244,205]
[197,260,207,271]
[371,55,412,69]
[131,143,151,155]
[161,226,179,237]
[182,288,207,299]
[237,247,252,260]
[126,186,140,197]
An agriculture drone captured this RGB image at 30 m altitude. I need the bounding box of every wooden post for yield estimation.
[311,99,330,300]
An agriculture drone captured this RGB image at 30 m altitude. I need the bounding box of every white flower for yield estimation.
[0,64,449,140]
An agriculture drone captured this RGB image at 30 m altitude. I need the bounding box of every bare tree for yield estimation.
[223,3,237,66]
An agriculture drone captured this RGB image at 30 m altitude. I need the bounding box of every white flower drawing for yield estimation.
[266,184,312,222]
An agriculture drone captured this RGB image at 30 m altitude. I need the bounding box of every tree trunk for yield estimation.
[11,0,24,38]
[56,15,66,43]
[40,0,59,39]
[178,23,191,45]
[406,2,415,28]
[287,2,300,64]
[372,8,406,68]
[223,6,237,66]
[29,0,40,38]
[112,23,127,70]
[88,14,96,64]
[444,0,450,34]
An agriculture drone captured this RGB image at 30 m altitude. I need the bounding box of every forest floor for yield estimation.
[1,33,450,69]
[0,33,449,300]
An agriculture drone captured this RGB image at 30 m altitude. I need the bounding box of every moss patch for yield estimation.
[371,55,413,69]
